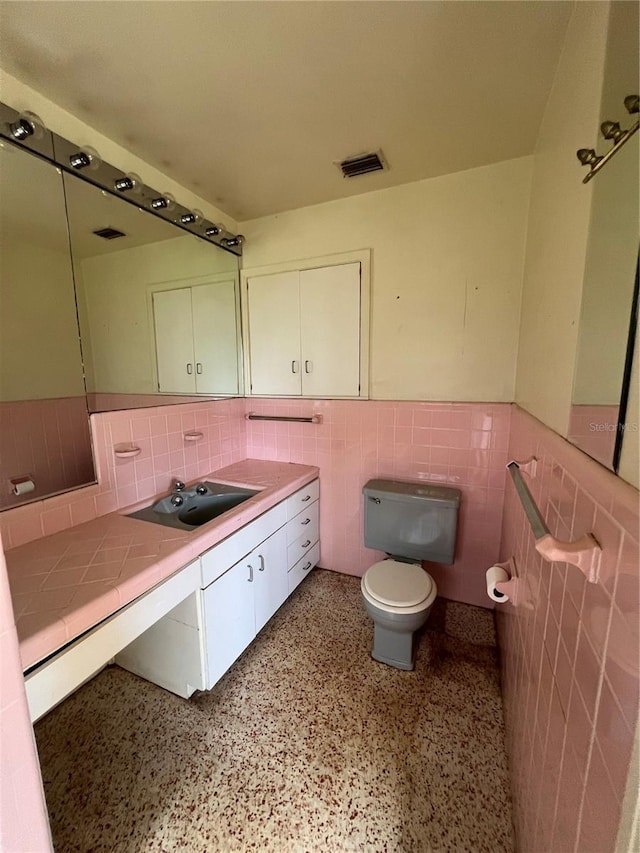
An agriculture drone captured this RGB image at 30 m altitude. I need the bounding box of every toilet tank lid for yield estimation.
[363,479,461,508]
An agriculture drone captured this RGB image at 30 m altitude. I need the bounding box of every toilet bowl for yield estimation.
[361,559,437,670]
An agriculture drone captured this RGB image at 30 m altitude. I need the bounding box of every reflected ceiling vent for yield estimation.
[93,227,126,240]
[338,150,387,178]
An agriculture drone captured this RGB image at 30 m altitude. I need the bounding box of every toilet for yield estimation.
[361,479,461,670]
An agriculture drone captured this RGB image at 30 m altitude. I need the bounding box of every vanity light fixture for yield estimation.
[180,208,203,225]
[576,148,604,169]
[221,234,245,248]
[8,111,44,141]
[150,192,175,211]
[114,172,143,193]
[0,99,245,256]
[10,118,33,139]
[577,93,639,183]
[69,146,100,171]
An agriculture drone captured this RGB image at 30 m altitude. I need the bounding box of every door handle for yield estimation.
[291,360,299,374]
[186,363,193,375]
[304,360,313,373]
[247,564,253,583]
[258,554,265,572]
[196,362,203,374]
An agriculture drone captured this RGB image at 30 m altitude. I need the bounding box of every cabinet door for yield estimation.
[153,288,197,392]
[192,280,239,394]
[300,262,361,397]
[202,557,255,689]
[247,271,301,395]
[253,526,288,634]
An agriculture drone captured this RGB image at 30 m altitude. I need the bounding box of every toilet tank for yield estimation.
[363,479,461,564]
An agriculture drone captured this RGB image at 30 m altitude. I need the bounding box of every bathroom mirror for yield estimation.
[0,141,97,510]
[569,0,639,478]
[63,175,243,413]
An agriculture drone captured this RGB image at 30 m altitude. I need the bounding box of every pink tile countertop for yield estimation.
[5,460,319,671]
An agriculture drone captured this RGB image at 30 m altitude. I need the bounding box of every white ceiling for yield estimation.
[0,1,572,220]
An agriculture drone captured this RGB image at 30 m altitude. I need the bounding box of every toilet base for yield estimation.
[371,624,415,670]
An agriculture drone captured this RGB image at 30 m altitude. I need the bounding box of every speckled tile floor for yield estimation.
[35,569,514,853]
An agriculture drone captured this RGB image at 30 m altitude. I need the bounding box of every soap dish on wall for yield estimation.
[184,431,204,442]
[114,443,142,459]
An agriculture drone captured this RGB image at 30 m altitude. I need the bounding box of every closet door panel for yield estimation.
[247,271,301,395]
[300,262,361,397]
[153,288,196,392]
[192,280,239,394]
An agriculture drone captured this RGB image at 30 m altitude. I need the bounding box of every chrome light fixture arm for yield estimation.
[576,94,639,184]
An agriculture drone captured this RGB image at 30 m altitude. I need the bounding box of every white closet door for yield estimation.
[300,262,361,397]
[247,271,301,395]
[153,288,196,392]
[192,280,239,394]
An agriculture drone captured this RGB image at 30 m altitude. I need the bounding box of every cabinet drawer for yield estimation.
[200,501,287,588]
[286,500,319,545]
[287,521,319,568]
[288,542,320,594]
[286,479,319,520]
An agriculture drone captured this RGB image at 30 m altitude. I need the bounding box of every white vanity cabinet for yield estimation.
[117,479,320,698]
[202,524,288,688]
[246,262,363,397]
[152,279,239,394]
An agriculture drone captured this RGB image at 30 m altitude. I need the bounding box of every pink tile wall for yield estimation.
[498,406,639,853]
[0,397,95,510]
[568,404,619,469]
[246,398,511,607]
[0,532,52,852]
[0,398,246,550]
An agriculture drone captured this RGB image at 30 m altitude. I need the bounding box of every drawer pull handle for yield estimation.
[258,554,265,572]
[247,564,253,583]
[301,518,311,525]
[301,495,312,502]
[302,540,311,548]
[303,561,312,571]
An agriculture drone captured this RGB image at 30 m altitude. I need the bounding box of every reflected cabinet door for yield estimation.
[192,280,239,395]
[153,289,197,393]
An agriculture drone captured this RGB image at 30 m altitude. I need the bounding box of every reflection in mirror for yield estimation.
[569,0,639,479]
[0,142,96,509]
[63,175,243,412]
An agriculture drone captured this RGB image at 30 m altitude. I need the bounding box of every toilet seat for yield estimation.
[362,560,436,613]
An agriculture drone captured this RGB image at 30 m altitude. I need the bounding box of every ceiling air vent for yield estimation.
[93,227,126,240]
[339,151,386,178]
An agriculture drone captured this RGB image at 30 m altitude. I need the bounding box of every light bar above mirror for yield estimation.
[0,101,245,257]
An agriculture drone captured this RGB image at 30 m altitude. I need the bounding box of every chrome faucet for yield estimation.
[173,479,186,492]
